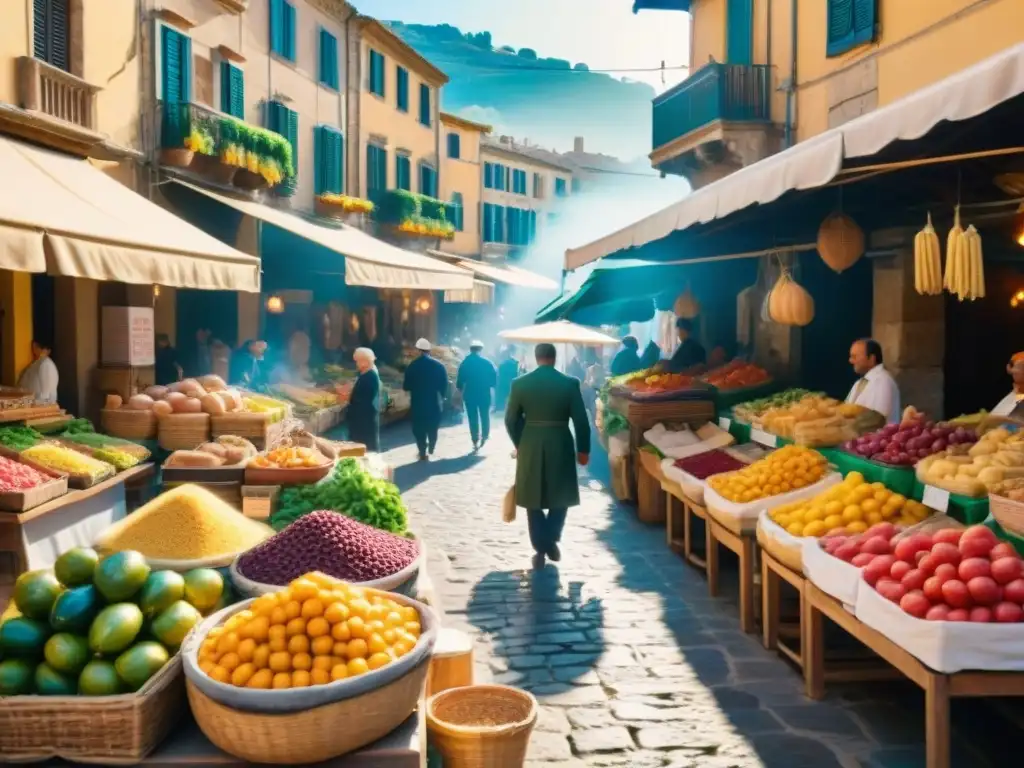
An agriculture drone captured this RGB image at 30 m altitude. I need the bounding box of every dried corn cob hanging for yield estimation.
[962,224,985,300]
[913,213,942,295]
[943,206,964,293]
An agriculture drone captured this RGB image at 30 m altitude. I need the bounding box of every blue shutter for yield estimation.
[494,164,505,192]
[396,67,408,111]
[447,133,460,159]
[369,51,385,96]
[396,155,410,191]
[484,163,494,189]
[314,126,325,195]
[319,28,338,89]
[483,203,493,242]
[450,193,463,231]
[419,84,431,126]
[282,0,296,61]
[726,0,752,65]
[269,0,283,56]
[220,62,244,118]
[332,130,344,194]
[827,0,876,57]
[317,126,342,194]
[34,0,70,72]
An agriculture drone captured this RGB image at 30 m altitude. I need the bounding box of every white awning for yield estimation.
[499,320,620,346]
[428,251,559,290]
[444,279,495,304]
[176,181,475,291]
[566,42,1024,270]
[0,136,261,291]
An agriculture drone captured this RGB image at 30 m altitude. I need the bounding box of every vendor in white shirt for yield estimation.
[846,338,900,424]
[17,339,59,404]
[992,351,1024,418]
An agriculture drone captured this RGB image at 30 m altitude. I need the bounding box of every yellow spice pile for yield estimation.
[96,484,272,560]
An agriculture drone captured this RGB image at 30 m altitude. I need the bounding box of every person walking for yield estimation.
[505,343,591,568]
[403,338,449,460]
[495,346,521,412]
[347,347,382,452]
[456,340,497,449]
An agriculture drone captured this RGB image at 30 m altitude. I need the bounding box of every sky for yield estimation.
[351,0,692,94]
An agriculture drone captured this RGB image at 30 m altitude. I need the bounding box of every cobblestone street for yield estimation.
[378,420,1016,768]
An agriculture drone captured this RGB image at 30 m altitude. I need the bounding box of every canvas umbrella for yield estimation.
[499,320,620,346]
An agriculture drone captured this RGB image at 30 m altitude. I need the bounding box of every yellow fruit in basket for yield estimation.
[347,638,368,659]
[347,657,369,676]
[822,514,843,530]
[846,521,868,534]
[709,446,827,503]
[247,668,274,689]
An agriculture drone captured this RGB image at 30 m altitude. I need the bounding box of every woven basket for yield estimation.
[101,408,158,440]
[0,656,184,764]
[211,413,274,446]
[158,413,211,451]
[427,685,538,768]
[186,655,429,764]
[990,493,1024,538]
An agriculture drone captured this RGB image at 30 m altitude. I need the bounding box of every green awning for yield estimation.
[633,0,691,12]
[535,261,678,325]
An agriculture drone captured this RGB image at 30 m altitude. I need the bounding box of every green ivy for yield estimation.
[373,189,451,232]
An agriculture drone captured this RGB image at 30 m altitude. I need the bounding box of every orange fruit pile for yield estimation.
[197,573,421,690]
[707,445,828,503]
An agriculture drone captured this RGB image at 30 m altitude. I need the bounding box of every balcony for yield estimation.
[0,56,105,156]
[651,62,777,188]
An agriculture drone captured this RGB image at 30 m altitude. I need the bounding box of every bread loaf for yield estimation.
[165,450,224,468]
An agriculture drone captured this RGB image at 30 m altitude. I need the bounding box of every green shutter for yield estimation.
[396,67,408,110]
[220,62,244,119]
[314,126,325,195]
[319,28,338,89]
[418,84,430,126]
[326,130,343,194]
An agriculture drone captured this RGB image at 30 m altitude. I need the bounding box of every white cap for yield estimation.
[415,338,432,351]
[470,340,484,350]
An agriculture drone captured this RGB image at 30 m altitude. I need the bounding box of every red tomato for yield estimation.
[989,542,1020,561]
[933,563,958,582]
[946,608,969,622]
[890,561,913,581]
[958,526,998,559]
[925,604,951,621]
[899,591,931,619]
[923,576,946,603]
[900,568,928,592]
[969,606,993,623]
[967,576,1002,606]
[876,578,907,603]
[993,602,1024,623]
[932,528,963,546]
[1002,578,1024,604]
[852,552,875,568]
[990,557,1023,586]
[929,542,962,567]
[958,557,992,582]
[861,536,892,555]
[940,579,972,609]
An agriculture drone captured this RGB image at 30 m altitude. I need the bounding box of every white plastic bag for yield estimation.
[801,536,863,606]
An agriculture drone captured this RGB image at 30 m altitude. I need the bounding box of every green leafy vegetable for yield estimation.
[270,459,408,534]
[0,425,43,452]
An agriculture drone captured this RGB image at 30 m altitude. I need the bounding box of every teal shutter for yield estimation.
[283,0,296,61]
[450,193,463,231]
[447,133,460,159]
[161,26,192,103]
[319,28,338,89]
[314,126,326,195]
[220,62,244,118]
[396,67,409,111]
[369,51,385,96]
[482,203,493,241]
[726,0,752,65]
[269,0,283,56]
[418,84,430,126]
[495,205,505,243]
[286,108,299,172]
[827,0,876,57]
[315,126,342,194]
[330,130,343,194]
[396,155,410,191]
[484,163,494,189]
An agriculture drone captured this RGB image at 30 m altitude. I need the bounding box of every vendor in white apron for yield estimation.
[992,352,1024,419]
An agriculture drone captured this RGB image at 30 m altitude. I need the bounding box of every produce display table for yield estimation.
[910,479,989,525]
[0,464,154,583]
[705,508,758,634]
[36,710,424,767]
[760,547,896,683]
[662,478,707,570]
[804,581,1024,768]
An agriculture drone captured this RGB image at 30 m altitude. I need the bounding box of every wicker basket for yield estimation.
[210,413,275,448]
[427,685,538,768]
[0,656,185,764]
[158,413,211,451]
[101,408,158,440]
[990,493,1024,538]
[185,655,429,764]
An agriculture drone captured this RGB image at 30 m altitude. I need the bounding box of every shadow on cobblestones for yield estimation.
[393,454,486,493]
[466,567,607,690]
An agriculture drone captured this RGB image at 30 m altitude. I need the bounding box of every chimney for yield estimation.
[573,136,584,153]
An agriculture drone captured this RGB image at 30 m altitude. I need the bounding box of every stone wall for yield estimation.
[872,251,945,418]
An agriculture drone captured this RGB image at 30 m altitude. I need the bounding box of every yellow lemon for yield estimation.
[803,520,827,538]
[841,506,864,524]
[845,520,868,533]
[822,514,843,530]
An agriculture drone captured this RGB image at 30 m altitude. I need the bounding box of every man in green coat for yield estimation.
[505,343,591,567]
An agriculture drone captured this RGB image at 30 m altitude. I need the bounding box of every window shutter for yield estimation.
[283,1,296,61]
[447,133,460,159]
[852,0,877,40]
[220,62,245,118]
[332,130,344,194]
[286,108,299,172]
[313,126,325,195]
[319,29,339,89]
[269,0,283,56]
[419,84,430,126]
[34,0,71,72]
[396,67,408,110]
[826,0,875,57]
[484,163,494,189]
[33,0,47,63]
[161,26,192,103]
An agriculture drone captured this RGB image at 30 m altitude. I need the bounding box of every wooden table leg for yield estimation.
[665,491,675,548]
[925,674,951,768]
[739,535,755,634]
[802,583,825,700]
[762,554,779,651]
[682,503,693,561]
[706,521,719,598]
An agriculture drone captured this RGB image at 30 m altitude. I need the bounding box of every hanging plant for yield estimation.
[817,212,865,273]
[768,268,815,326]
[673,285,700,319]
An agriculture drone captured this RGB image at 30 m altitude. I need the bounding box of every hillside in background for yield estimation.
[387,22,656,160]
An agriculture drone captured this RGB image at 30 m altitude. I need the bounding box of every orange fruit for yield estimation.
[312,655,334,671]
[252,644,271,670]
[347,658,369,677]
[301,599,324,619]
[287,635,310,655]
[209,665,231,683]
[330,664,349,681]
[236,638,257,662]
[367,633,388,655]
[291,670,312,687]
[324,602,350,625]
[347,616,368,639]
[311,636,334,656]
[272,672,291,689]
[307,617,330,638]
[269,652,291,673]
[219,652,241,672]
[285,618,306,637]
[367,652,391,671]
[311,668,331,685]
[246,668,274,689]
[331,621,351,642]
[346,638,368,659]
[231,663,256,687]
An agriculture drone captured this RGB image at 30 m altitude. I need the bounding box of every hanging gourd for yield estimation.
[673,285,700,319]
[817,212,865,273]
[768,269,815,326]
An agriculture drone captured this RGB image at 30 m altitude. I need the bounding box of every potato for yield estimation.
[200,394,226,415]
[151,400,173,417]
[197,442,227,458]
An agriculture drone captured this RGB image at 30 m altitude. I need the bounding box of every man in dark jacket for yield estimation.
[505,343,591,568]
[639,340,661,369]
[456,340,497,449]
[610,336,643,377]
[664,318,706,373]
[495,346,521,413]
[403,338,449,460]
